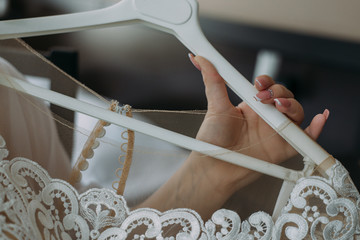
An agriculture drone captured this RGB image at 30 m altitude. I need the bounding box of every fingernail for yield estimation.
[274,98,291,107]
[188,53,201,71]
[255,78,263,87]
[254,95,261,101]
[255,89,273,101]
[274,98,282,106]
[323,109,330,120]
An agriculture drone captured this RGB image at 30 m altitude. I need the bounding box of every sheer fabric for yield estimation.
[0,57,71,181]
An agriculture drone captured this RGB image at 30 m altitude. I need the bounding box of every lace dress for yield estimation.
[1,57,360,239]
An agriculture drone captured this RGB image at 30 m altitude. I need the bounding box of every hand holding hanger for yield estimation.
[136,56,329,219]
[191,55,329,190]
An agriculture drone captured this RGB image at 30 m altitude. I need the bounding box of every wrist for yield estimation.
[186,151,258,197]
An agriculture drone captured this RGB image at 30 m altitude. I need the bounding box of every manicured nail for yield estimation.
[274,98,291,107]
[255,89,273,101]
[323,109,330,120]
[188,53,201,71]
[274,98,282,106]
[255,78,263,87]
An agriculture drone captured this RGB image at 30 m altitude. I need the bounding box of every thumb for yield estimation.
[189,54,233,111]
[304,109,330,140]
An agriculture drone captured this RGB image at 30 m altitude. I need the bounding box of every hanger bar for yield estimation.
[0,0,138,40]
[0,73,301,182]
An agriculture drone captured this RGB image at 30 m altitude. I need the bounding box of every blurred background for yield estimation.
[1,0,359,189]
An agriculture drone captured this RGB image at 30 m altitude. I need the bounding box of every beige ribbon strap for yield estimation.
[115,105,135,195]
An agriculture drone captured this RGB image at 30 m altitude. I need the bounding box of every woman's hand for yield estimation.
[190,55,329,193]
[139,55,329,220]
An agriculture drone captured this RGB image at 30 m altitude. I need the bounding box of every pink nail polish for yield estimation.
[255,89,273,101]
[255,78,263,87]
[275,98,291,107]
[254,95,261,101]
[274,98,282,106]
[188,53,201,71]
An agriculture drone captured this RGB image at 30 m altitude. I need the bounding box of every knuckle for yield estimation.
[271,84,294,98]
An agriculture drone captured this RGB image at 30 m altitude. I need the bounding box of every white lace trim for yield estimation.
[0,135,359,239]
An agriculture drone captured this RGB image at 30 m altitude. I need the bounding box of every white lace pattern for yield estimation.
[0,134,359,239]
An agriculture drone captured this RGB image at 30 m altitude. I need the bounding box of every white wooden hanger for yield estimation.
[0,0,334,182]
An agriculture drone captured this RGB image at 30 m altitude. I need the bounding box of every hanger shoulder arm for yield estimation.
[0,0,137,40]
